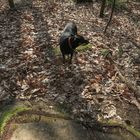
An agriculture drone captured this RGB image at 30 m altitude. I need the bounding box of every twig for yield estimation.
[104,0,116,33]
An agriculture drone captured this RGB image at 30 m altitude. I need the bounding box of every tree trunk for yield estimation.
[104,0,116,33]
[99,0,106,18]
[8,0,15,9]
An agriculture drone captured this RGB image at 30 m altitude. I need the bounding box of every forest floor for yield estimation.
[0,0,140,132]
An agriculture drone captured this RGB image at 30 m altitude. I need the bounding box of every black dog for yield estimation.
[59,22,89,63]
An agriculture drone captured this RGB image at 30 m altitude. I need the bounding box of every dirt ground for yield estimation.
[0,0,140,132]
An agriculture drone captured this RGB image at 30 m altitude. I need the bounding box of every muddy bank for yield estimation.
[0,103,140,140]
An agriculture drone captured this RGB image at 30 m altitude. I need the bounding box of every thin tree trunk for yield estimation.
[104,0,116,33]
[8,0,15,9]
[99,0,106,18]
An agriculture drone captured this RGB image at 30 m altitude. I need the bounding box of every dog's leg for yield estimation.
[69,53,73,64]
[62,54,66,63]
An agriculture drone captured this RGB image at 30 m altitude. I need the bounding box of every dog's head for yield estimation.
[73,35,89,48]
[68,34,89,50]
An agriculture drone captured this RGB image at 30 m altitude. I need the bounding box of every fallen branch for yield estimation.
[107,54,140,101]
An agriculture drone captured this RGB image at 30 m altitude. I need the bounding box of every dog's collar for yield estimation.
[68,36,73,50]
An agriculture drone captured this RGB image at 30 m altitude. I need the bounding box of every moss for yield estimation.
[76,44,92,52]
[53,47,61,56]
[99,120,140,139]
[53,44,92,56]
[124,125,140,139]
[0,106,30,135]
[100,49,112,57]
